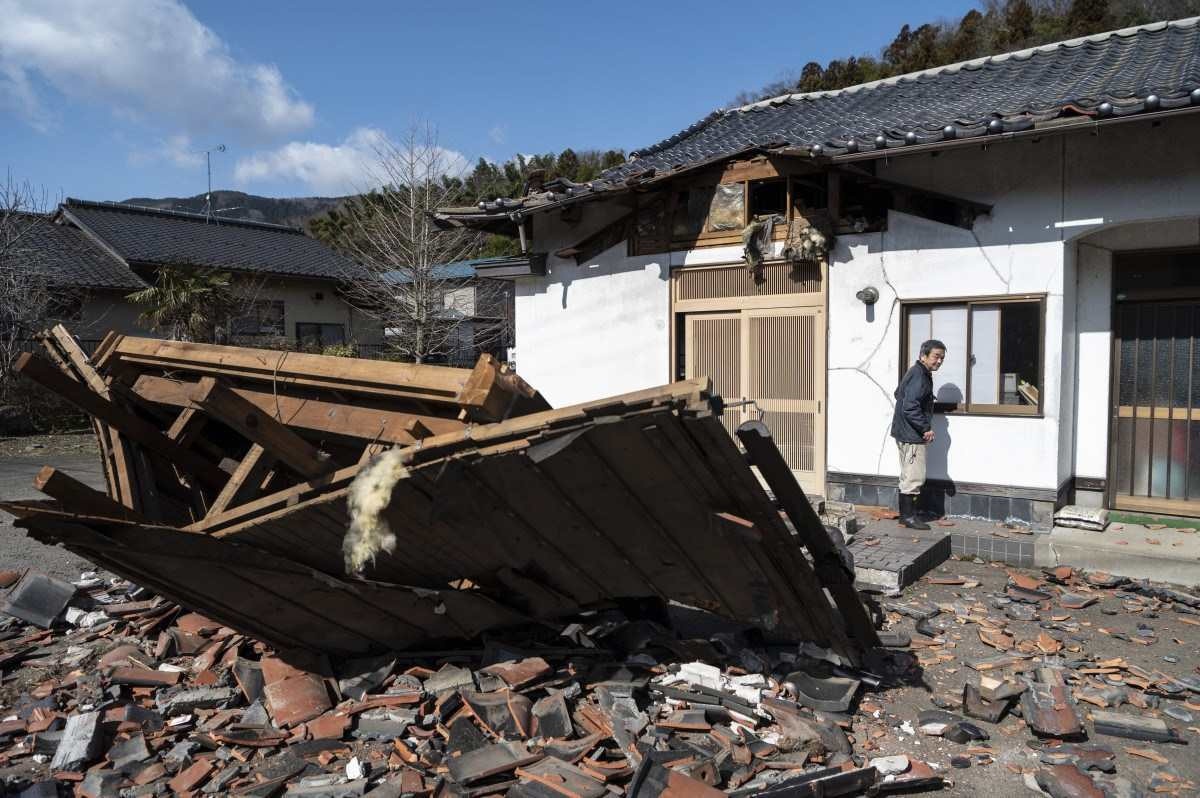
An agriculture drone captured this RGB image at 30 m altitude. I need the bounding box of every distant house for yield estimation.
[11,199,383,349]
[381,256,517,366]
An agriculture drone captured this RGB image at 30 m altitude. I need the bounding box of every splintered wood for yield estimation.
[4,326,878,662]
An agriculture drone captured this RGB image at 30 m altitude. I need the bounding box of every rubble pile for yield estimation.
[0,568,938,798]
[876,565,1199,796]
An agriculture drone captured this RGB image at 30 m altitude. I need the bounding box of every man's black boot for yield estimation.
[898,494,930,530]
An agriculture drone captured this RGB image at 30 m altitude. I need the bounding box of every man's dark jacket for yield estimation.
[891,362,934,443]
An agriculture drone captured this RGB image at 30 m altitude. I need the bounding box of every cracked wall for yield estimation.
[517,202,670,407]
[828,113,1200,495]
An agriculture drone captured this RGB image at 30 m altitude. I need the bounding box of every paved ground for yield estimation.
[0,433,106,582]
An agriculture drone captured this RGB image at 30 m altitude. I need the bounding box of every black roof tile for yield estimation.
[5,213,146,291]
[610,18,1200,177]
[61,199,360,280]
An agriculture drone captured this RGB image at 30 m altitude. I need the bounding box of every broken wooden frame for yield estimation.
[7,340,879,662]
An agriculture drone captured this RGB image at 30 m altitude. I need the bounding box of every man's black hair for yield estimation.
[920,339,946,357]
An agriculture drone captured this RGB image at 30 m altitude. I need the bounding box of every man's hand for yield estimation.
[922,430,935,443]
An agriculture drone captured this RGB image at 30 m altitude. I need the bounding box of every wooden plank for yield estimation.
[14,353,227,490]
[206,444,276,518]
[130,446,164,522]
[736,420,880,653]
[48,325,108,395]
[106,337,473,403]
[188,377,333,479]
[33,466,147,522]
[456,354,551,422]
[132,374,456,444]
[187,465,361,533]
[165,408,207,448]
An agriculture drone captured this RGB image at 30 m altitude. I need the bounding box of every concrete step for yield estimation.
[1035,524,1200,588]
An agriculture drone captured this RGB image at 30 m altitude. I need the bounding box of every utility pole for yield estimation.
[204,144,226,221]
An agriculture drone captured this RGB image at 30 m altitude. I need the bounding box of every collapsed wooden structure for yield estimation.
[4,327,878,663]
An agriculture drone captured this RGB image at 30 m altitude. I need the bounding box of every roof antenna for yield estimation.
[204,144,226,221]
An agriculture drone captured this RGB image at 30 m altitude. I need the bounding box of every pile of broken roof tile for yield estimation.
[0,568,947,798]
[879,565,1199,797]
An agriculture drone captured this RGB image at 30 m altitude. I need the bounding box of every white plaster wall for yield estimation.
[828,212,1065,489]
[515,203,670,406]
[1073,244,1112,480]
[829,113,1200,491]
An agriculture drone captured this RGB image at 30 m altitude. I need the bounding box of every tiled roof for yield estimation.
[4,213,147,291]
[612,17,1200,175]
[61,199,361,280]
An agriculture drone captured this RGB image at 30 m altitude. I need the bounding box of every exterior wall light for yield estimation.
[856,286,879,305]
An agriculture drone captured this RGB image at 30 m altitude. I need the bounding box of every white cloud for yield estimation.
[128,134,204,168]
[235,127,471,195]
[0,0,314,139]
[488,124,507,145]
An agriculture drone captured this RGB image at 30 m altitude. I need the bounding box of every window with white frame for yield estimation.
[901,296,1044,415]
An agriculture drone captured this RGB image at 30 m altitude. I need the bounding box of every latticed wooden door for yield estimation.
[1110,300,1200,515]
[684,308,826,495]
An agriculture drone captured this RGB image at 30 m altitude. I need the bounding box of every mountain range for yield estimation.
[119,190,345,228]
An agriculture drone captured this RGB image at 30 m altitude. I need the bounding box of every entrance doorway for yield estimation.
[1109,250,1200,516]
[674,261,826,495]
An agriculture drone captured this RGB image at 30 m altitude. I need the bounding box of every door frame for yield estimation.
[1106,292,1200,517]
[670,257,828,492]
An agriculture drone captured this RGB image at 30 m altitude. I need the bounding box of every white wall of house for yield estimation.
[517,201,671,407]
[828,113,1200,492]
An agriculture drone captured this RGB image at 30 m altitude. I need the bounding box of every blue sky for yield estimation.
[3,0,977,202]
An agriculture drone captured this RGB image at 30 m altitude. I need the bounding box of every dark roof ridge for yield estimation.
[737,15,1200,111]
[628,15,1200,162]
[63,198,306,234]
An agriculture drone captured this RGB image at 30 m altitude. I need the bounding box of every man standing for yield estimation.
[891,340,946,530]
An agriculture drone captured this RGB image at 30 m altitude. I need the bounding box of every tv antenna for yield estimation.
[203,144,226,220]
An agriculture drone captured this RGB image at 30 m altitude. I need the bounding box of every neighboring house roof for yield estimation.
[59,198,360,280]
[3,212,147,291]
[613,17,1200,174]
[382,258,494,284]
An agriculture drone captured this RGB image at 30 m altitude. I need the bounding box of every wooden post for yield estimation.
[205,444,277,518]
[34,466,147,522]
[735,420,880,650]
[187,377,333,479]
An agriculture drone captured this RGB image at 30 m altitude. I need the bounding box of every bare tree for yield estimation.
[332,126,512,364]
[0,174,58,402]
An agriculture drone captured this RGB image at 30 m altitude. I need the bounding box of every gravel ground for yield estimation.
[0,432,107,582]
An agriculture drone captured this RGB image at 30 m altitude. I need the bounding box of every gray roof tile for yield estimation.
[611,17,1200,176]
[62,199,360,280]
[5,213,146,291]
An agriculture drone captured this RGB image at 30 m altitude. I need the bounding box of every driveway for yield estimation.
[0,449,108,581]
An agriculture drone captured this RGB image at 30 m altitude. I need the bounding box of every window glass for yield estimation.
[904,299,1041,414]
[232,300,284,336]
[706,183,744,232]
[791,176,827,214]
[296,322,345,349]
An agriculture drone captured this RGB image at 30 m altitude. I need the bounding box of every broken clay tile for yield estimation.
[1034,764,1104,798]
[169,759,215,794]
[264,674,332,728]
[108,666,181,687]
[446,740,544,784]
[306,711,350,741]
[480,657,551,689]
[1091,710,1183,743]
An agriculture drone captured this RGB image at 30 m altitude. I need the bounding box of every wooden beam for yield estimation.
[457,354,550,423]
[735,420,880,651]
[131,374,460,443]
[165,408,207,448]
[47,325,108,395]
[15,352,227,490]
[187,376,333,480]
[33,466,147,522]
[103,337,473,404]
[186,464,361,534]
[206,444,276,517]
